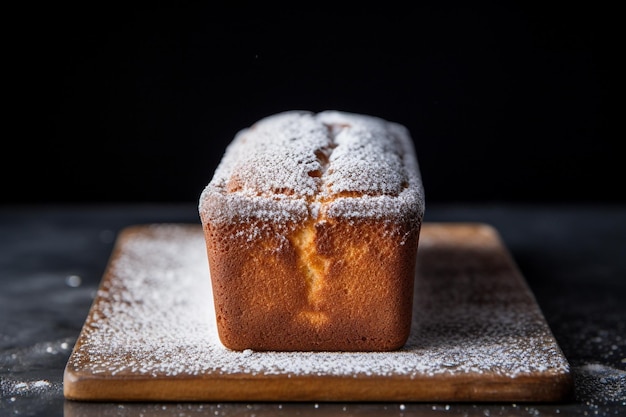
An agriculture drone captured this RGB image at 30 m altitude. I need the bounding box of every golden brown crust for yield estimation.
[204,219,421,351]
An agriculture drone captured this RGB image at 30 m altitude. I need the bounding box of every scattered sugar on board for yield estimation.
[68,224,571,380]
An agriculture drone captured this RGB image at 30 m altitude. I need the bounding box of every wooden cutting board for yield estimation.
[63,223,573,402]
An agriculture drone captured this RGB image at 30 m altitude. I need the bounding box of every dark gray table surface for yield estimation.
[1,203,624,417]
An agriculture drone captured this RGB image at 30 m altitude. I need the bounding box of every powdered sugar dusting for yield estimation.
[199,110,425,227]
[67,224,571,382]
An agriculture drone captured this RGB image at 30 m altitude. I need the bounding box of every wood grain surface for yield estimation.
[63,223,573,402]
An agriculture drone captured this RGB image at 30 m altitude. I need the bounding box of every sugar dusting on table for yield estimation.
[67,224,570,379]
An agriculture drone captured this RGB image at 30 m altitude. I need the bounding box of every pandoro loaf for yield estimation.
[199,110,425,351]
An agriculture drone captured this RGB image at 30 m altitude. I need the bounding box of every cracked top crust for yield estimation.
[199,110,425,226]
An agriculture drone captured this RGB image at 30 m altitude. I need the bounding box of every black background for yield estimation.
[5,3,618,205]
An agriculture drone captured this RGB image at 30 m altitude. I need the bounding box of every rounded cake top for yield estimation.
[200,110,424,224]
